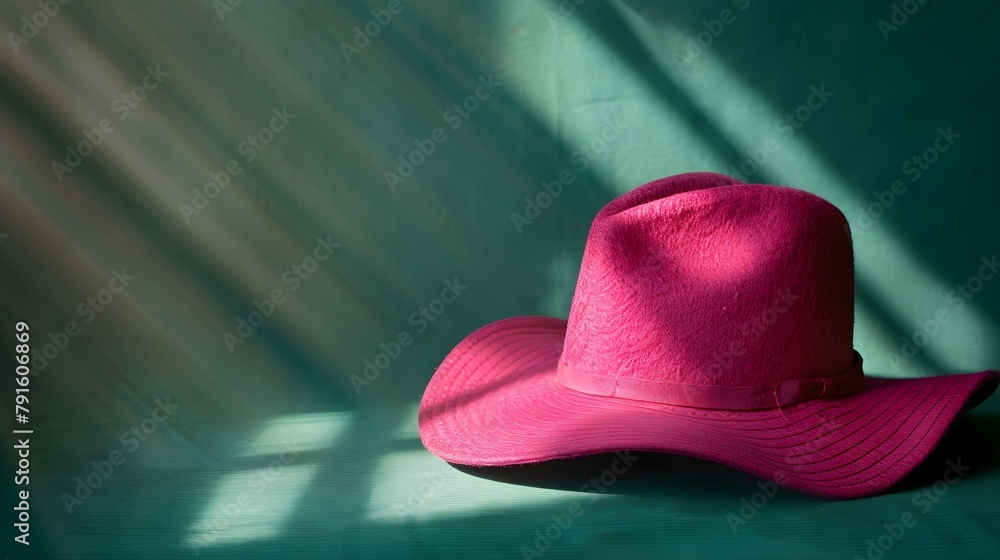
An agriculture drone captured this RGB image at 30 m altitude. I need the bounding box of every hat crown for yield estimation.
[560,173,856,398]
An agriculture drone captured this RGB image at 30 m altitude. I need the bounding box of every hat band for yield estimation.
[555,351,866,410]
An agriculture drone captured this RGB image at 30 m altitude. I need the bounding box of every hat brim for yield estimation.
[418,316,999,499]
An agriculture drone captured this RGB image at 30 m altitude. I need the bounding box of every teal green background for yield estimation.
[0,0,998,558]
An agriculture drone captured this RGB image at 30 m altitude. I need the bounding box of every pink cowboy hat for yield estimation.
[418,172,998,498]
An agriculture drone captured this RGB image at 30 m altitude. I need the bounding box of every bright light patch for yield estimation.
[366,450,569,523]
[185,464,319,550]
[491,1,724,194]
[244,412,350,456]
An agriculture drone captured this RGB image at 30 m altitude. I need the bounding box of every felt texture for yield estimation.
[563,172,855,392]
[418,173,999,498]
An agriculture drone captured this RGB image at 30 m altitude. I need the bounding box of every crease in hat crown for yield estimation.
[555,172,864,410]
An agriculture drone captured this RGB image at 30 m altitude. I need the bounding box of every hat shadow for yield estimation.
[453,451,790,500]
[889,414,998,493]
[452,414,998,501]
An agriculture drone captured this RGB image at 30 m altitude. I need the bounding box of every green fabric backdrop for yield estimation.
[0,0,998,558]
